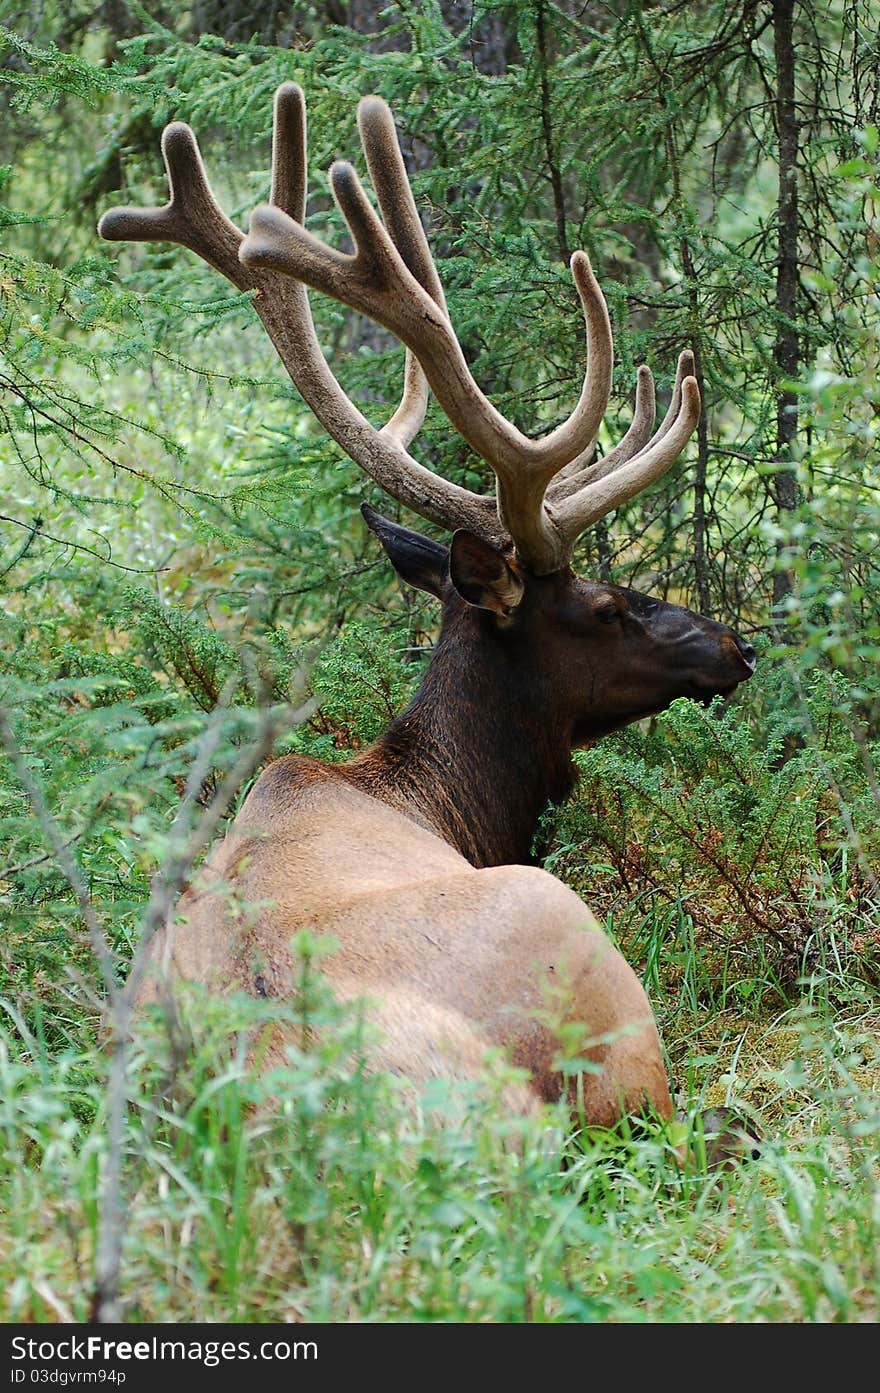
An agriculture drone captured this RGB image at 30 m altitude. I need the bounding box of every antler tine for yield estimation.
[98,123,247,288]
[654,350,694,443]
[550,350,694,506]
[547,364,656,503]
[357,95,440,449]
[555,371,701,546]
[267,86,435,456]
[271,82,307,222]
[99,85,310,276]
[272,84,430,450]
[358,95,447,312]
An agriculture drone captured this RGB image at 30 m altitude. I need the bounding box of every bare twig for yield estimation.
[0,706,119,992]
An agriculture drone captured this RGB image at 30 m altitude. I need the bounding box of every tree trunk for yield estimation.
[679,237,712,617]
[536,0,571,265]
[772,0,800,617]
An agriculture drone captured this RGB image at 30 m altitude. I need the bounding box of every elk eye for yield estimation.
[596,604,620,625]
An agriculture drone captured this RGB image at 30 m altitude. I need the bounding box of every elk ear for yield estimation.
[449,531,525,617]
[361,503,448,599]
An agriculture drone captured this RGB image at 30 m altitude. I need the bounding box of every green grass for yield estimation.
[0,961,877,1323]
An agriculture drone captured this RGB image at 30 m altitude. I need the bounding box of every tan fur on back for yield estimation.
[141,757,672,1127]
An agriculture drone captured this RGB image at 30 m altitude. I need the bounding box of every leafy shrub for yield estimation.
[549,661,880,1010]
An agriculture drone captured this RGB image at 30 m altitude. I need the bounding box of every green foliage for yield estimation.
[1,0,879,1325]
[293,620,422,759]
[120,584,244,711]
[550,662,880,1013]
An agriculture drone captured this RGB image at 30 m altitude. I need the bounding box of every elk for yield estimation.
[98,85,756,1132]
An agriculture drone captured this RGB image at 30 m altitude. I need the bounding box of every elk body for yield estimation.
[100,87,756,1129]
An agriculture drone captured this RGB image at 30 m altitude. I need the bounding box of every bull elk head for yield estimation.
[98,86,756,1139]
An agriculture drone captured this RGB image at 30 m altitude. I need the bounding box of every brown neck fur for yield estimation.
[344,604,577,868]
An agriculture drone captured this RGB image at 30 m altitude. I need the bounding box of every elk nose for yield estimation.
[735,638,757,672]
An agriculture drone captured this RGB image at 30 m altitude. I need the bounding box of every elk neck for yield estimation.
[344,606,577,868]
